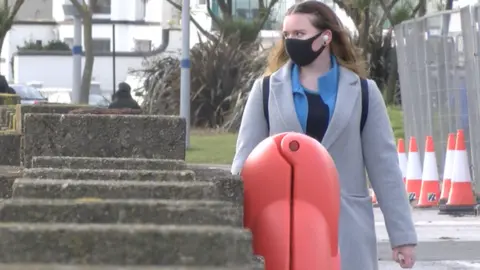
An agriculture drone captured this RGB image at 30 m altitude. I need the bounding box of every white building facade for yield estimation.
[1,0,356,91]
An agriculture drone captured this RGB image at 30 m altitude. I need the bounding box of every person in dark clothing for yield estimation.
[108,82,141,109]
[0,75,16,94]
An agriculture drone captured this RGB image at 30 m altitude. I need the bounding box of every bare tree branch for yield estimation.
[0,0,26,63]
[411,1,422,17]
[333,0,361,26]
[69,0,87,16]
[254,0,280,34]
[7,0,25,22]
[376,0,399,29]
[205,0,221,27]
[165,0,217,41]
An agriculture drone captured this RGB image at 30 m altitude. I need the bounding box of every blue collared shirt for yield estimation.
[290,56,339,132]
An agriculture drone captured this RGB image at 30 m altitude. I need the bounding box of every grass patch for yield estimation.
[186,130,237,164]
[388,106,404,140]
[186,106,404,164]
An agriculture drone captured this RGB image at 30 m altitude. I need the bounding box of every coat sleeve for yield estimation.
[231,78,269,175]
[361,79,418,248]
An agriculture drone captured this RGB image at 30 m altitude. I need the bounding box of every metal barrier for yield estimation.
[395,7,480,192]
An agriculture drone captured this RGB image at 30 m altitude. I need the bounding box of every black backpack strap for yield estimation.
[360,79,369,134]
[262,76,270,130]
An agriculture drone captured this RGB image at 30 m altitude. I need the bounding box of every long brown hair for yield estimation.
[264,1,367,78]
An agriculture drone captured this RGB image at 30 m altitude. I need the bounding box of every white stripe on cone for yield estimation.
[422,152,439,182]
[406,152,422,180]
[452,148,471,183]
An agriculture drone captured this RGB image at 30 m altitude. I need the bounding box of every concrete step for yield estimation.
[0,265,263,270]
[31,156,187,171]
[23,168,196,181]
[0,199,242,226]
[0,223,252,266]
[12,179,222,200]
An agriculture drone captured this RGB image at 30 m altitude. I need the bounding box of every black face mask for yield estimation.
[285,32,326,67]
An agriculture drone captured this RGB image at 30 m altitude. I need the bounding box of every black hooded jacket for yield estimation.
[108,82,141,109]
[0,75,16,94]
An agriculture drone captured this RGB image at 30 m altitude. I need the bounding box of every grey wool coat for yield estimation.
[231,61,417,270]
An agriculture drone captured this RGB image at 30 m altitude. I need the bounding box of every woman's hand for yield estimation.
[392,244,416,268]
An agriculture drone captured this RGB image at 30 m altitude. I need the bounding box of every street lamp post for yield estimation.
[180,0,191,148]
[63,4,82,104]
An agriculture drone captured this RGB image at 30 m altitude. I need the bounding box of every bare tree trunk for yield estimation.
[0,0,26,73]
[80,14,93,104]
[0,33,6,72]
[70,0,95,104]
[385,46,397,105]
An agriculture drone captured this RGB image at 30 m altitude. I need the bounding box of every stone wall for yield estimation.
[0,132,21,166]
[15,104,94,133]
[23,113,186,167]
[0,94,20,106]
[0,106,15,128]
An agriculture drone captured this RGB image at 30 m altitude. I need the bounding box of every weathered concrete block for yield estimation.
[0,133,21,166]
[23,113,186,167]
[187,164,233,180]
[32,156,186,171]
[0,199,242,226]
[6,111,13,129]
[0,166,21,198]
[12,179,219,200]
[0,106,15,127]
[23,168,195,181]
[0,94,20,106]
[0,223,253,265]
[15,104,94,133]
[69,108,143,115]
[185,165,243,205]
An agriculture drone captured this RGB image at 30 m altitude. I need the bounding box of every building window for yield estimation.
[92,39,111,52]
[210,0,286,30]
[91,0,111,14]
[198,0,206,5]
[134,40,152,52]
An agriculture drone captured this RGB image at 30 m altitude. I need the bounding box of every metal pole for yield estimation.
[72,15,82,104]
[112,23,116,94]
[180,0,191,148]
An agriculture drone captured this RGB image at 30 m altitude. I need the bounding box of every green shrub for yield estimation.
[387,106,404,140]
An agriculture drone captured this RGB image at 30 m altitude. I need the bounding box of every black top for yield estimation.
[305,91,330,142]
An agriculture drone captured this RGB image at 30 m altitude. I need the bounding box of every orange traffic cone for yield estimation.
[370,188,378,207]
[441,129,477,214]
[439,133,455,205]
[417,136,441,208]
[405,137,422,203]
[397,139,408,184]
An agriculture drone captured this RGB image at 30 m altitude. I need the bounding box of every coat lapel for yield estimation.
[321,66,361,149]
[268,63,361,146]
[269,62,303,133]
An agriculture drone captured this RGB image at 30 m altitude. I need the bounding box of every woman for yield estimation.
[231,1,417,269]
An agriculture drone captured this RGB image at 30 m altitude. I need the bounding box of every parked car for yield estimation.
[9,84,48,104]
[48,92,110,107]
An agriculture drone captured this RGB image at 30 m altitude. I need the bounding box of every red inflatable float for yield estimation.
[241,132,341,270]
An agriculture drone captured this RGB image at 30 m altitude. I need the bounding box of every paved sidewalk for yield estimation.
[376,208,480,261]
[379,261,480,269]
[197,164,480,262]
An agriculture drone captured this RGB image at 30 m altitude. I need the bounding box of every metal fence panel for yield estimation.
[397,7,480,192]
[397,10,471,178]
[464,5,480,191]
